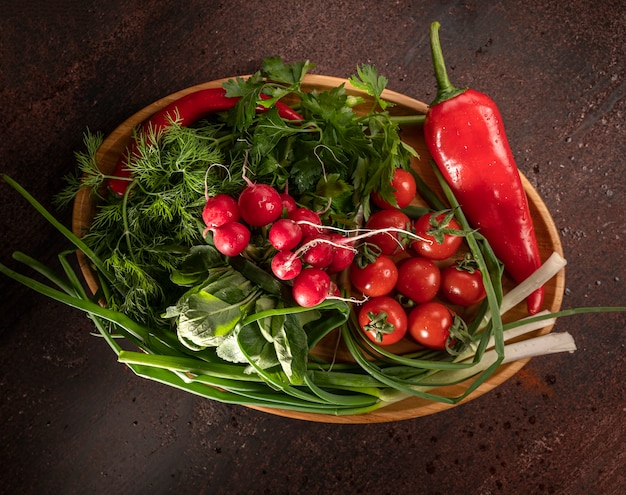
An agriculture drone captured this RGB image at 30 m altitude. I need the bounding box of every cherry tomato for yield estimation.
[364,209,412,255]
[358,296,408,345]
[372,168,417,209]
[408,302,454,350]
[395,256,441,303]
[350,255,398,297]
[411,211,464,260]
[440,264,487,306]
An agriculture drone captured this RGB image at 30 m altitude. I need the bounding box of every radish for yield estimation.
[288,208,322,237]
[238,183,283,227]
[270,251,302,281]
[326,234,357,274]
[212,221,251,257]
[280,192,298,215]
[329,281,341,297]
[300,234,336,269]
[268,218,303,251]
[202,193,239,229]
[292,267,331,307]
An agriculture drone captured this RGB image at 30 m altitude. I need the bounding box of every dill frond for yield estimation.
[54,130,105,208]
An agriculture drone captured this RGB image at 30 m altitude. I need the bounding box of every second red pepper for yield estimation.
[423,21,544,315]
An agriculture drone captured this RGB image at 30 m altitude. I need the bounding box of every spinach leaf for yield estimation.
[235,323,281,371]
[273,314,308,384]
[165,267,260,350]
[216,321,280,371]
[255,297,281,342]
[236,312,309,385]
[170,245,226,287]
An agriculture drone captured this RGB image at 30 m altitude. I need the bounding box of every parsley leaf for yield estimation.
[261,56,315,86]
[223,73,265,130]
[315,173,352,198]
[349,64,393,111]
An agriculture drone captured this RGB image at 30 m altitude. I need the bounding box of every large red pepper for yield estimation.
[108,87,304,196]
[423,21,544,315]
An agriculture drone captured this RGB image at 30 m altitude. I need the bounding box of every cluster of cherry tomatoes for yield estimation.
[351,170,487,351]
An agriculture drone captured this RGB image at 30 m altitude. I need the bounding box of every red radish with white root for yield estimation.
[202,193,239,231]
[237,165,283,228]
[288,208,322,237]
[300,234,336,269]
[326,234,357,274]
[292,268,331,307]
[211,221,251,257]
[200,177,250,256]
[291,265,369,308]
[280,192,298,215]
[269,219,303,251]
[238,183,283,227]
[286,231,356,271]
[271,251,303,281]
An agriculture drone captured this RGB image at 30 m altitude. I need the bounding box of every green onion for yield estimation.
[483,251,567,323]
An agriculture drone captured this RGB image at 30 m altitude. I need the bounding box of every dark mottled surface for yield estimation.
[1,1,624,494]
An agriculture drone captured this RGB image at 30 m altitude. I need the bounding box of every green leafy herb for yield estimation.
[223,73,265,131]
[54,131,106,208]
[59,122,236,327]
[349,64,392,111]
[261,56,315,86]
[165,266,260,350]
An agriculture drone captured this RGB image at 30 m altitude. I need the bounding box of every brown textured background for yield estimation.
[1,1,624,494]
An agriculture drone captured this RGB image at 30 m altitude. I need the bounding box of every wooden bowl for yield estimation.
[72,75,565,423]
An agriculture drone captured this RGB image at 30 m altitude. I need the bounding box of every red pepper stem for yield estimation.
[429,21,467,105]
